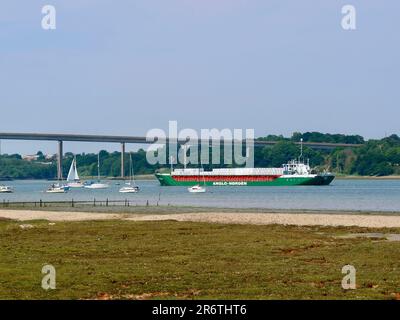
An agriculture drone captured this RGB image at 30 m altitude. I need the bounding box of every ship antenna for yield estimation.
[299,138,303,162]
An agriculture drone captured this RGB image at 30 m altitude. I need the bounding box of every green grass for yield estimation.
[0,219,400,300]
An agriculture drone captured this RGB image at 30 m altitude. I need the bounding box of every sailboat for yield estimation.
[84,154,109,189]
[0,185,13,193]
[188,166,206,193]
[67,156,84,188]
[119,153,139,193]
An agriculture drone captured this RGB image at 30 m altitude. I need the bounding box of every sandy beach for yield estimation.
[1,209,400,228]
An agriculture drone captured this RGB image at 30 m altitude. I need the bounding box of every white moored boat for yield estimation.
[46,183,68,193]
[85,182,109,189]
[0,185,13,193]
[119,185,139,193]
[85,154,109,189]
[188,184,206,193]
[119,153,140,193]
[67,156,84,188]
[188,160,207,193]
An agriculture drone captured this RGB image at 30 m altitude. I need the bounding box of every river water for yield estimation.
[1,179,400,212]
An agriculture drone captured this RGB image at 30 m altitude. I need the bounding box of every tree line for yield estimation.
[0,132,399,179]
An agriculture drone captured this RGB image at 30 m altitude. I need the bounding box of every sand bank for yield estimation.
[1,209,400,228]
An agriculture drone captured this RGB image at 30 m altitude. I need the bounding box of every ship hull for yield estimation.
[155,173,334,186]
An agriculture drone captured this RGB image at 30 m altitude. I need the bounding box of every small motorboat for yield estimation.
[46,184,68,193]
[119,185,139,193]
[0,185,13,193]
[188,165,207,193]
[188,184,206,193]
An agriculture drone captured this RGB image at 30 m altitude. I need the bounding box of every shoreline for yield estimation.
[335,175,400,180]
[2,204,400,216]
[2,208,400,228]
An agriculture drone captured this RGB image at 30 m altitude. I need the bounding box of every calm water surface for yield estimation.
[1,179,400,212]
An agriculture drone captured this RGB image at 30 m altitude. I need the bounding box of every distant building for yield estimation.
[22,153,56,162]
[22,154,40,161]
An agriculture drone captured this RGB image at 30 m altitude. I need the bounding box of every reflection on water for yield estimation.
[1,179,400,212]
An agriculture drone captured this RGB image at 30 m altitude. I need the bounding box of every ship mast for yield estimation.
[182,145,188,169]
[299,138,303,162]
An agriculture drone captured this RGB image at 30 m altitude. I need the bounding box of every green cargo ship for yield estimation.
[155,159,335,186]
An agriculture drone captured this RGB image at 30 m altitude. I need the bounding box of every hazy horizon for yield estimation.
[1,1,399,154]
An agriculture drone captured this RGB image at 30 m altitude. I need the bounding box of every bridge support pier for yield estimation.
[121,142,125,179]
[57,140,63,180]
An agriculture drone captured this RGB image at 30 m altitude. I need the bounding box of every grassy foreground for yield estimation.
[0,219,400,300]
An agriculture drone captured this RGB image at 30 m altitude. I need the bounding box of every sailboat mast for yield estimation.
[130,153,133,184]
[73,155,77,181]
[97,153,100,181]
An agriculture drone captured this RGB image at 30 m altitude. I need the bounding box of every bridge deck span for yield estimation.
[0,132,362,149]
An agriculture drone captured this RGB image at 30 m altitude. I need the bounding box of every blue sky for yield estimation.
[0,0,399,154]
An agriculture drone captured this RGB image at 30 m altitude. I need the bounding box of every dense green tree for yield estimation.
[295,132,364,144]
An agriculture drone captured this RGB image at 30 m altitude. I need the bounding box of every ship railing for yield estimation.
[173,168,284,176]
